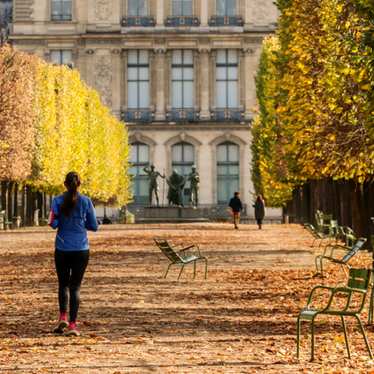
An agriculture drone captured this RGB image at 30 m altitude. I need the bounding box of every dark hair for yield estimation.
[256,194,264,203]
[234,192,240,197]
[61,172,81,217]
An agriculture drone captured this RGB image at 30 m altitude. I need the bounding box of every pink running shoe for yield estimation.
[53,319,69,334]
[65,322,80,337]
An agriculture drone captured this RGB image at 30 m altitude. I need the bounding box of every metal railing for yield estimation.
[121,16,156,27]
[209,16,244,26]
[165,16,200,27]
[121,110,153,123]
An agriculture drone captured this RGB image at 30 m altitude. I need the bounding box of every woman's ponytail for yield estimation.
[61,172,81,217]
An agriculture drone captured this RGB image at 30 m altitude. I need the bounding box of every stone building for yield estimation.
[10,0,278,213]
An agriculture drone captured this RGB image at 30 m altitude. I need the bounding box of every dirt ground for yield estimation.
[0,223,373,373]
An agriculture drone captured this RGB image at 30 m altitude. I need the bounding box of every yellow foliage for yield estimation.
[0,45,131,205]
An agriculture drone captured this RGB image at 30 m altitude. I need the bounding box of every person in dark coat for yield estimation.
[254,194,265,229]
[229,192,243,229]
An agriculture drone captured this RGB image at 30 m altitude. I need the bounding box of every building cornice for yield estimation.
[126,122,252,131]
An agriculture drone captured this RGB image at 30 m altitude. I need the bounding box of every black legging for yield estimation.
[55,250,89,322]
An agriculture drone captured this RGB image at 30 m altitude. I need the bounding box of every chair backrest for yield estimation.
[341,237,367,263]
[347,268,371,291]
[154,238,182,262]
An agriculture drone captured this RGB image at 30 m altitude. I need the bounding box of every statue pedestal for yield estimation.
[142,206,208,222]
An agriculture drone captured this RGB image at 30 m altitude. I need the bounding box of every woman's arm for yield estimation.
[85,199,99,232]
[48,198,59,229]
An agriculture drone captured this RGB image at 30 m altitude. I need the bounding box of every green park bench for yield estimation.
[154,238,208,280]
[297,268,373,361]
[314,237,367,277]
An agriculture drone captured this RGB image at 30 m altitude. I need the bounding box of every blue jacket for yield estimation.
[49,193,98,251]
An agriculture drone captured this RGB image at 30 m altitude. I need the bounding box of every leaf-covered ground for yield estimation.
[0,223,373,373]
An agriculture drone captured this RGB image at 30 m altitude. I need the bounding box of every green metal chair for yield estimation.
[314,237,367,277]
[154,238,208,280]
[297,268,373,361]
[304,220,338,248]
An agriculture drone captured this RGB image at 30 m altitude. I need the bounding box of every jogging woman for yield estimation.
[49,172,98,336]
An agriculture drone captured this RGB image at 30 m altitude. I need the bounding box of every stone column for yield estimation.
[111,48,122,118]
[244,0,253,26]
[199,47,210,120]
[154,48,166,120]
[243,47,257,120]
[156,0,164,26]
[200,0,209,27]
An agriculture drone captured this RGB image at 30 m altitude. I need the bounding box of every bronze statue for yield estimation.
[188,166,200,207]
[167,170,186,207]
[143,165,165,206]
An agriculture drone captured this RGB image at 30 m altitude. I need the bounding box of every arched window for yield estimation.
[217,142,239,204]
[130,142,150,204]
[172,142,194,203]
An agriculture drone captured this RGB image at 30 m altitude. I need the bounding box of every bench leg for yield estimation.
[355,315,373,359]
[193,261,196,279]
[341,316,351,359]
[177,265,185,280]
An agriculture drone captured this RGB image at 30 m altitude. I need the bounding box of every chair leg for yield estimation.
[296,316,301,359]
[355,315,373,359]
[369,286,374,325]
[341,316,351,359]
[177,265,185,280]
[310,319,315,362]
[315,255,321,274]
[164,263,173,278]
[203,258,208,279]
[193,260,196,279]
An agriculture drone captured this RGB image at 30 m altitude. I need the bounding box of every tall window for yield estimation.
[128,0,147,16]
[51,50,73,66]
[51,0,72,21]
[216,50,239,108]
[172,0,192,16]
[217,0,236,16]
[130,142,150,204]
[127,50,150,109]
[172,50,194,109]
[172,142,194,203]
[217,142,239,204]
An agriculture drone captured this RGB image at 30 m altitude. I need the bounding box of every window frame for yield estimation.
[127,50,150,110]
[130,142,150,204]
[215,49,239,109]
[171,142,195,203]
[51,0,72,21]
[171,50,194,110]
[50,49,73,66]
[127,0,148,17]
[217,142,240,204]
[216,0,237,16]
[172,0,193,16]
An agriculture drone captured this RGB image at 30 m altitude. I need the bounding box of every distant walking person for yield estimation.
[254,195,265,230]
[229,192,243,229]
[49,172,98,336]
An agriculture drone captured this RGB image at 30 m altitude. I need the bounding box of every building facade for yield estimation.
[10,0,278,212]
